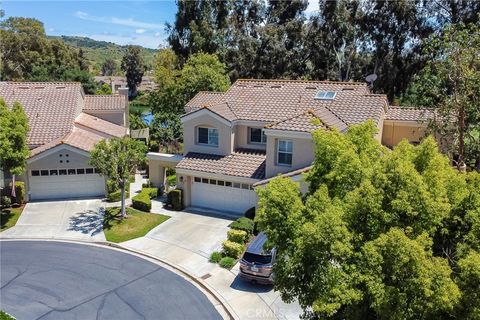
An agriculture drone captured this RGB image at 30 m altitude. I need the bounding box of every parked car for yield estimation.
[239,232,276,284]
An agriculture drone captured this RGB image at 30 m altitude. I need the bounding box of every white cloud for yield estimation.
[48,28,55,32]
[74,11,163,29]
[136,28,146,34]
[155,32,161,37]
[305,0,319,13]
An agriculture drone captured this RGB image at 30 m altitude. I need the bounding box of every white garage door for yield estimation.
[29,168,106,201]
[191,177,257,214]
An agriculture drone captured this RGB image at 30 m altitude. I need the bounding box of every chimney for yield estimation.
[118,87,130,131]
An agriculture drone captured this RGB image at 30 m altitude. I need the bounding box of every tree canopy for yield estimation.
[89,137,146,217]
[121,45,146,99]
[256,121,480,320]
[0,99,30,176]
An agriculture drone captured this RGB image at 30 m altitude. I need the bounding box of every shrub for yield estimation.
[219,257,236,269]
[209,251,222,263]
[13,181,25,204]
[132,193,151,212]
[167,189,183,211]
[143,187,158,199]
[227,229,247,244]
[1,196,12,208]
[107,189,130,202]
[222,240,245,259]
[229,217,254,235]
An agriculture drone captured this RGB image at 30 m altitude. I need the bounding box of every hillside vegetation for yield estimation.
[50,36,156,75]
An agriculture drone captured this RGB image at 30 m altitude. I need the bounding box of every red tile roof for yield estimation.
[183,79,388,130]
[74,113,127,137]
[0,82,83,149]
[83,95,126,111]
[386,107,435,122]
[176,149,266,180]
[185,91,224,113]
[253,165,313,187]
[268,107,348,132]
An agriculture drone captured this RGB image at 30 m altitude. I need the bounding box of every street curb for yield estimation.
[0,238,238,320]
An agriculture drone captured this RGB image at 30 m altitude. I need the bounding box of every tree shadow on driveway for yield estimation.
[68,208,105,236]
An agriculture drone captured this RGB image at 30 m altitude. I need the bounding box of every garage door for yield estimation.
[191,177,257,214]
[29,168,106,201]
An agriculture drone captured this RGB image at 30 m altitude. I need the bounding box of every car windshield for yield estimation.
[242,252,272,265]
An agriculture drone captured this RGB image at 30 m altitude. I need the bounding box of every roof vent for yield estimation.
[56,86,66,89]
[305,86,317,90]
[270,85,281,88]
[342,87,355,91]
[34,86,45,89]
[314,91,336,100]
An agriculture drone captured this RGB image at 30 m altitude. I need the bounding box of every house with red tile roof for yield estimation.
[148,79,434,215]
[0,82,128,201]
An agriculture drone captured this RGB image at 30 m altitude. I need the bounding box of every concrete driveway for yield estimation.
[0,199,105,241]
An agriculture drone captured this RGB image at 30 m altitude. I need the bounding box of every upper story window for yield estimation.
[198,127,219,147]
[277,140,293,166]
[314,91,336,100]
[249,127,267,144]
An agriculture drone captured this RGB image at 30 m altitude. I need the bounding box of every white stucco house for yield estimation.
[148,79,434,215]
[0,82,128,201]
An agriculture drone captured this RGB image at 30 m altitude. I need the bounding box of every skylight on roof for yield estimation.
[315,91,336,100]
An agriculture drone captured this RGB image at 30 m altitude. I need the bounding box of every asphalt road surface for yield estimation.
[0,240,223,320]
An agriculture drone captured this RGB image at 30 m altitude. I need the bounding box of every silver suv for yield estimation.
[239,232,276,284]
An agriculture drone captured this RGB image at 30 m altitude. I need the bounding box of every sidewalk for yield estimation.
[120,199,302,320]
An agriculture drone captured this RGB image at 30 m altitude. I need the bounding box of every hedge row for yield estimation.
[166,189,183,211]
[131,187,159,212]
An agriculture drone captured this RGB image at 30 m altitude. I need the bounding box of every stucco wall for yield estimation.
[85,111,125,127]
[29,148,91,171]
[176,175,192,207]
[382,121,427,147]
[265,135,315,178]
[183,114,232,156]
[234,125,267,151]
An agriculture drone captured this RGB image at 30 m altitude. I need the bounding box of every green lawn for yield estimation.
[1,206,24,231]
[103,207,170,243]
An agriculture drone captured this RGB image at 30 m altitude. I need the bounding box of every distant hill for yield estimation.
[49,36,157,76]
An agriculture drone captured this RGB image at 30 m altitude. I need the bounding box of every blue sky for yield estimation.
[2,1,178,49]
[2,1,320,49]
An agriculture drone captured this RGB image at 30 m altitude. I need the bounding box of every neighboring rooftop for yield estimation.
[177,149,266,180]
[386,106,435,122]
[74,113,127,137]
[267,107,348,133]
[183,79,388,129]
[83,95,126,111]
[0,82,83,149]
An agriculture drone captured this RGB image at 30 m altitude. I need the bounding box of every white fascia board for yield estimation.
[232,120,272,127]
[147,152,184,164]
[263,129,312,139]
[181,108,232,127]
[27,145,90,164]
[175,168,260,184]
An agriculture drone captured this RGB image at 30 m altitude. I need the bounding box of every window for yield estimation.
[59,169,67,175]
[77,169,85,175]
[68,169,76,175]
[249,128,267,144]
[314,91,336,100]
[49,170,58,176]
[40,170,49,176]
[85,168,94,174]
[241,184,250,190]
[225,181,232,187]
[277,140,293,166]
[217,180,225,186]
[209,179,217,185]
[233,182,241,188]
[194,177,201,183]
[201,178,209,183]
[31,170,40,176]
[94,168,100,174]
[198,127,219,146]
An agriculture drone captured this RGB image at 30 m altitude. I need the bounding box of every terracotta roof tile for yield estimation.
[185,91,225,113]
[183,79,388,130]
[0,82,83,149]
[386,107,435,122]
[268,107,349,132]
[83,95,126,111]
[74,113,127,137]
[177,149,266,180]
[29,127,105,158]
[253,165,313,187]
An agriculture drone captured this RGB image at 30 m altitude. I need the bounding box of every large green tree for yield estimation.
[149,52,230,148]
[121,45,146,99]
[256,122,480,319]
[403,23,480,170]
[89,137,146,218]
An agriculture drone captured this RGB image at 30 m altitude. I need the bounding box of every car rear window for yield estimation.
[243,252,272,265]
